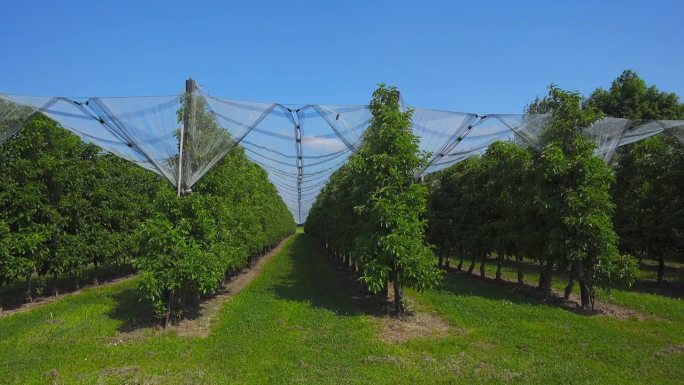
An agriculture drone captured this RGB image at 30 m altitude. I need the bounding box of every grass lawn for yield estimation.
[1,232,682,384]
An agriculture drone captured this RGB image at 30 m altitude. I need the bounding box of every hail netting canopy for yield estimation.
[2,87,684,223]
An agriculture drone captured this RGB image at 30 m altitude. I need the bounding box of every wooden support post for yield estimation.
[177,78,196,197]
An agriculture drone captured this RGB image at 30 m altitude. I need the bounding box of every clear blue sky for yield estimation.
[2,0,682,113]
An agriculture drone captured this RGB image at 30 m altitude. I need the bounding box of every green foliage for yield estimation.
[306,84,441,313]
[592,253,639,293]
[0,94,293,318]
[0,114,160,297]
[587,70,684,283]
[585,69,684,120]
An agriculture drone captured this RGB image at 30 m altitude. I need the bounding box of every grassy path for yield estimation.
[0,232,682,384]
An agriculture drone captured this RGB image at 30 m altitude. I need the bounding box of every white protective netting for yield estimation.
[1,95,54,144]
[1,86,683,223]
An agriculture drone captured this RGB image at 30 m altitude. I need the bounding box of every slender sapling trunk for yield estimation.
[93,259,99,286]
[577,261,590,308]
[164,289,174,328]
[393,268,404,315]
[516,255,524,285]
[657,256,665,286]
[495,251,503,281]
[25,273,33,303]
[564,263,577,300]
[467,254,476,274]
[479,253,486,278]
[52,272,59,297]
[542,262,553,295]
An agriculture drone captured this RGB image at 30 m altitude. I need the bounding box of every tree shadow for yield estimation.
[453,255,684,301]
[107,281,223,333]
[625,280,683,299]
[438,267,607,317]
[107,285,159,332]
[269,234,391,317]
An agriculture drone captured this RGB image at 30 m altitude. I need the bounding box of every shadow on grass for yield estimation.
[452,254,684,303]
[270,234,390,317]
[438,267,614,317]
[107,285,159,332]
[107,283,218,332]
[624,280,683,299]
[273,234,597,318]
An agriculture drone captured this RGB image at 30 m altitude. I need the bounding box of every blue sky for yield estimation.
[2,0,682,113]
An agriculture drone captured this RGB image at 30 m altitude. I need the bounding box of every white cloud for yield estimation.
[301,136,347,152]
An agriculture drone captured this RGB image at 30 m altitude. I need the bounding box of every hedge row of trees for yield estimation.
[136,145,295,324]
[0,115,159,303]
[0,99,296,322]
[427,71,684,306]
[305,84,442,314]
[428,86,640,308]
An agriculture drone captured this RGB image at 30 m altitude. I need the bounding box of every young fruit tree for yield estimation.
[134,92,295,326]
[307,84,442,314]
[531,86,637,307]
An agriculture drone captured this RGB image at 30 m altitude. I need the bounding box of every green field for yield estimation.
[1,231,682,384]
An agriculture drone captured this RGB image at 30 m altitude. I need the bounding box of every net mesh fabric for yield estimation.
[1,87,683,222]
[0,94,49,144]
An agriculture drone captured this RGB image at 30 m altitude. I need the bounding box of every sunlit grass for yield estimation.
[1,233,682,384]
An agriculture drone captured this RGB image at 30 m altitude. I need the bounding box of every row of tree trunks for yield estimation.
[22,263,119,304]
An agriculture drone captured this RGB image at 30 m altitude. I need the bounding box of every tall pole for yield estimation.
[177,78,195,197]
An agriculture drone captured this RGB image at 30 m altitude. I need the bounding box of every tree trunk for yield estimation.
[495,252,503,282]
[164,289,174,328]
[538,262,545,290]
[73,273,80,291]
[438,254,444,267]
[457,253,464,271]
[379,279,389,302]
[93,259,99,286]
[52,272,59,297]
[393,268,404,315]
[516,255,524,285]
[577,261,590,308]
[25,273,33,303]
[467,254,476,274]
[479,254,486,278]
[564,263,577,300]
[541,262,553,295]
[657,256,665,286]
